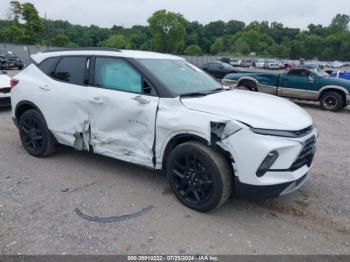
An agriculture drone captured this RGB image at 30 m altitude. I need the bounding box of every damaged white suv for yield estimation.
[11,49,318,212]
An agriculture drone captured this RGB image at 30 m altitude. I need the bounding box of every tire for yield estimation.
[166,141,233,212]
[320,91,344,112]
[238,81,257,91]
[18,109,56,157]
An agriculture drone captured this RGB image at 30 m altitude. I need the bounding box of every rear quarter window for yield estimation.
[38,57,60,76]
[51,56,88,85]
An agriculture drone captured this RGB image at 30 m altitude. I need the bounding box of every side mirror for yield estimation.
[308,75,315,83]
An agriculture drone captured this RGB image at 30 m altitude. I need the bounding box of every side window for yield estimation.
[95,57,142,93]
[39,57,60,75]
[51,57,87,85]
[288,69,301,76]
[288,69,309,77]
[208,63,221,70]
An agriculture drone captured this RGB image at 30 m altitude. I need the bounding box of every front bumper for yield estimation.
[221,126,318,191]
[234,172,310,198]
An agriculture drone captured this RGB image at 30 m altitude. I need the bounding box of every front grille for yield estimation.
[290,136,316,171]
[292,125,314,137]
[7,57,18,62]
[0,88,11,94]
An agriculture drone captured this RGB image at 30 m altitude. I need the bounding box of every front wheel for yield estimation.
[167,141,233,212]
[18,109,57,157]
[320,91,344,112]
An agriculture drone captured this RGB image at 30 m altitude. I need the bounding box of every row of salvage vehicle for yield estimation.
[201,61,350,112]
[0,48,337,212]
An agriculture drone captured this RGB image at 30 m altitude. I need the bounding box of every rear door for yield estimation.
[88,57,159,167]
[36,56,90,146]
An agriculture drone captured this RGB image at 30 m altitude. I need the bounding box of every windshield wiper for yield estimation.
[180,92,209,98]
[208,88,225,94]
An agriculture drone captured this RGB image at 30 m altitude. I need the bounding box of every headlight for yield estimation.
[250,125,314,138]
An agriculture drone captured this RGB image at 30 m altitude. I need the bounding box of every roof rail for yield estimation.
[43,47,121,53]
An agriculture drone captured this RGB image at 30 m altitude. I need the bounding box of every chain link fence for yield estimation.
[0,43,61,65]
[0,43,235,67]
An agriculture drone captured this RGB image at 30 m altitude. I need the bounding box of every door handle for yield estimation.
[132,95,150,105]
[39,85,51,91]
[90,97,104,104]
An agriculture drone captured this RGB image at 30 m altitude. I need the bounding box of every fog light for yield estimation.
[256,151,279,177]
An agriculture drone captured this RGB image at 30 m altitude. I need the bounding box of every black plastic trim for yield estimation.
[234,173,308,199]
[43,48,121,53]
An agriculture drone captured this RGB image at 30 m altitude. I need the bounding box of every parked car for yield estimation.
[331,61,343,68]
[255,59,266,69]
[0,49,24,70]
[241,59,255,68]
[0,70,11,107]
[201,61,244,79]
[266,61,281,70]
[229,58,242,67]
[11,49,318,212]
[329,71,350,81]
[223,67,350,111]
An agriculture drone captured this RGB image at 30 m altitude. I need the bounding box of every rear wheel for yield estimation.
[18,109,56,157]
[238,80,257,91]
[167,141,233,212]
[320,91,344,112]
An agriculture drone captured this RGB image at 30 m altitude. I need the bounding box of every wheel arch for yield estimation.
[15,100,45,122]
[318,86,348,101]
[237,77,259,90]
[161,133,234,174]
[162,134,208,170]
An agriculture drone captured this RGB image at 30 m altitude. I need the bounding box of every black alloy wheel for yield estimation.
[19,109,56,157]
[167,142,232,212]
[320,91,344,112]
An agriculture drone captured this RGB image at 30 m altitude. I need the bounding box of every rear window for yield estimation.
[51,56,87,85]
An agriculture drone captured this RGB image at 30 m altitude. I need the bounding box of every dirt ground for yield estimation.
[0,70,349,255]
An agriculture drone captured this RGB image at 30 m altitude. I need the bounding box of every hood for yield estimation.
[181,90,313,131]
[0,74,11,88]
[320,77,350,90]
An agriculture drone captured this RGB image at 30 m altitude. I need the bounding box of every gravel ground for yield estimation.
[0,70,349,255]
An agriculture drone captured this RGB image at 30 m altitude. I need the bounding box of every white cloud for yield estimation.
[2,0,350,29]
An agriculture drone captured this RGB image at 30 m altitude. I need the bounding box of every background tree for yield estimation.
[1,1,350,61]
[98,34,131,49]
[185,45,202,55]
[20,3,44,44]
[148,10,187,53]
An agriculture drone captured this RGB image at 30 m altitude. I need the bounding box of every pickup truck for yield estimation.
[223,67,350,111]
[0,48,24,70]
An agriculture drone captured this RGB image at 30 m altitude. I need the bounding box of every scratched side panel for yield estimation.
[155,98,228,169]
[88,88,159,168]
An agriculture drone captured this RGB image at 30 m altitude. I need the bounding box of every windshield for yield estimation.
[138,59,222,96]
[314,67,329,77]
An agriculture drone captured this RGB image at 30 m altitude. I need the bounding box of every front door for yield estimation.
[88,57,159,167]
[279,69,318,99]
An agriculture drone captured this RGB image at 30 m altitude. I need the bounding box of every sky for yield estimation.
[2,0,350,29]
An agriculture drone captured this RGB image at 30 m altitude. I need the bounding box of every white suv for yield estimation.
[11,49,318,212]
